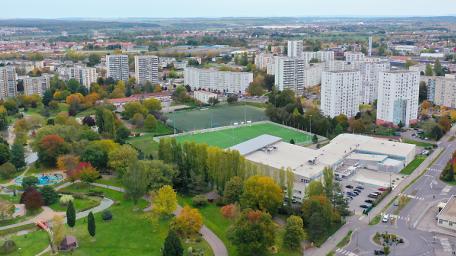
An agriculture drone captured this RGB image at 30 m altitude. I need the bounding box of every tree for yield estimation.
[66,200,76,228]
[247,81,265,96]
[22,176,39,189]
[143,98,162,113]
[10,143,25,169]
[108,144,138,176]
[123,161,148,206]
[153,185,177,216]
[79,163,100,184]
[220,204,240,219]
[228,209,276,256]
[305,180,324,198]
[87,211,96,239]
[144,115,158,131]
[283,215,305,250]
[323,167,334,200]
[82,116,96,126]
[0,162,16,179]
[434,59,444,76]
[88,54,101,67]
[419,81,428,102]
[37,134,69,166]
[110,81,126,98]
[170,206,203,238]
[0,144,10,165]
[123,102,147,120]
[163,230,183,256]
[132,113,145,127]
[425,64,433,76]
[51,215,66,253]
[207,97,219,106]
[115,125,131,144]
[223,176,243,204]
[240,176,283,214]
[20,187,44,211]
[227,94,238,104]
[312,134,318,144]
[40,186,58,206]
[301,195,334,243]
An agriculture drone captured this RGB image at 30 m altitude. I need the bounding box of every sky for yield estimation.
[1,0,456,19]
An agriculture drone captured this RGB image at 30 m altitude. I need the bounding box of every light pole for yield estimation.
[309,115,312,134]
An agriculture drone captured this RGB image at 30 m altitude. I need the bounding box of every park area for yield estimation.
[174,122,314,148]
[165,104,268,132]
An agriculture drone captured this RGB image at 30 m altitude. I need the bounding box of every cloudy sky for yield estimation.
[2,0,455,19]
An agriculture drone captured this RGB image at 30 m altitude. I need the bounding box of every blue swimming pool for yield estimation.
[14,173,64,186]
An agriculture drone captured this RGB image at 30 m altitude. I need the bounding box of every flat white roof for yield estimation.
[438,195,456,223]
[229,134,282,156]
[347,153,388,162]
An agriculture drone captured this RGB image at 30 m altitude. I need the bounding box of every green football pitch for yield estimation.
[174,122,313,148]
[165,104,267,132]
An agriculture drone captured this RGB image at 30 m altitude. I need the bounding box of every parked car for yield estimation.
[365,199,374,204]
[373,191,382,195]
[360,205,369,209]
[382,214,389,223]
[335,177,342,181]
[374,250,385,255]
[378,188,387,192]
[347,192,355,196]
[368,193,379,199]
[354,189,362,193]
[352,191,359,196]
[356,186,364,190]
[345,185,354,189]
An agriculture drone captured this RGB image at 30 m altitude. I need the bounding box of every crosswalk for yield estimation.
[441,185,452,195]
[335,248,358,256]
[390,214,410,222]
[417,251,433,256]
[398,193,424,200]
[439,237,452,253]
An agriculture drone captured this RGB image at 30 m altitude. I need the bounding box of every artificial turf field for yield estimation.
[165,104,267,132]
[175,122,313,148]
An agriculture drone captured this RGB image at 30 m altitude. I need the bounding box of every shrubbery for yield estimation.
[191,195,207,207]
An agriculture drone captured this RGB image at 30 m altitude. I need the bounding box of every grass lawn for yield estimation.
[402,138,435,148]
[49,196,101,213]
[133,121,173,135]
[8,184,213,256]
[175,122,313,148]
[336,230,352,248]
[127,133,159,157]
[5,230,49,255]
[400,156,426,175]
[178,196,301,256]
[166,104,267,132]
[94,177,124,188]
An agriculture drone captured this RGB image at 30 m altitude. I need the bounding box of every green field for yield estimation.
[175,122,313,148]
[400,155,427,175]
[166,104,267,132]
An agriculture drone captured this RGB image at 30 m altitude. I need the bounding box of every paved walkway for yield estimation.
[93,182,228,256]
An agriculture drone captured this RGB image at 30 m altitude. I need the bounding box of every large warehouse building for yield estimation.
[230,133,416,201]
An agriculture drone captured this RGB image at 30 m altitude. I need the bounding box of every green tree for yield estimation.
[323,167,334,200]
[0,144,11,165]
[240,176,283,214]
[223,176,244,204]
[434,59,444,76]
[312,134,318,144]
[66,200,76,228]
[163,230,183,256]
[108,144,138,176]
[88,211,96,238]
[228,209,276,256]
[10,143,25,169]
[144,115,158,131]
[419,81,428,102]
[283,215,305,250]
[425,64,433,76]
[22,176,39,189]
[39,186,58,206]
[123,161,149,206]
[153,185,177,216]
[305,180,324,198]
[143,98,162,113]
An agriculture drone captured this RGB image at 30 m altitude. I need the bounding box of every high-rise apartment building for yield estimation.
[433,75,456,108]
[106,54,129,82]
[359,58,390,104]
[134,55,159,85]
[377,71,419,127]
[58,66,97,89]
[184,67,253,94]
[0,66,17,99]
[274,57,306,94]
[321,70,361,118]
[287,40,304,58]
[302,51,335,63]
[22,74,51,96]
[344,51,366,63]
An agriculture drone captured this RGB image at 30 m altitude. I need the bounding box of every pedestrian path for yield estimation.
[440,185,451,195]
[438,237,452,253]
[335,248,358,256]
[398,193,424,201]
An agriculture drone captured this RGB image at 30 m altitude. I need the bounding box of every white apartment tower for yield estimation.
[359,58,390,104]
[23,75,51,96]
[58,66,97,89]
[0,66,17,99]
[433,75,456,108]
[321,70,361,118]
[287,40,304,58]
[184,67,253,94]
[106,54,129,82]
[274,57,306,94]
[135,55,159,85]
[377,71,419,127]
[302,51,335,63]
[344,52,366,63]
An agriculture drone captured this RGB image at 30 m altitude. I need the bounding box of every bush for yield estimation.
[59,194,74,205]
[87,190,104,197]
[39,186,58,206]
[192,195,207,207]
[0,240,17,254]
[102,210,113,221]
[21,176,39,189]
[0,162,16,179]
[20,187,43,211]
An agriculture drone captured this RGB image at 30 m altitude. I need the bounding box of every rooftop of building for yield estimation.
[438,195,456,223]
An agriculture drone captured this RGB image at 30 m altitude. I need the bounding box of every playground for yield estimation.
[165,104,267,132]
[174,122,314,148]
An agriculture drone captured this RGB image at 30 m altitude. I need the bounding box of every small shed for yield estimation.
[59,235,78,251]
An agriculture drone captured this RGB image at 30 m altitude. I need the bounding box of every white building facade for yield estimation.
[321,70,361,118]
[0,66,17,99]
[193,90,218,104]
[184,67,253,94]
[345,51,366,63]
[274,57,306,94]
[134,55,159,85]
[106,54,129,82]
[23,74,51,96]
[287,40,304,58]
[359,58,391,104]
[433,75,456,108]
[377,71,420,127]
